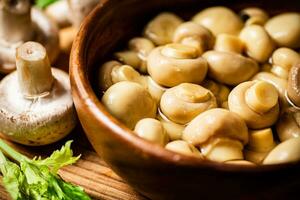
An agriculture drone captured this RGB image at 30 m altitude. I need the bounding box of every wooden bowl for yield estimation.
[70,0,300,199]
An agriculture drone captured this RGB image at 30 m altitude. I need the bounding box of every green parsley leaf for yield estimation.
[32,141,81,174]
[0,139,91,200]
[0,151,26,200]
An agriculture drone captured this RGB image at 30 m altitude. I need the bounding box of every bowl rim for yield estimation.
[70,0,300,172]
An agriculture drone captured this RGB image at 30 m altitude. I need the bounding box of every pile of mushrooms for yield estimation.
[0,0,88,146]
[0,0,59,73]
[99,6,300,165]
[45,0,100,53]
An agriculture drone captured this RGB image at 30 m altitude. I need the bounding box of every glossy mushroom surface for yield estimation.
[182,108,248,162]
[240,7,269,26]
[70,1,300,199]
[239,24,275,63]
[270,48,300,79]
[265,13,300,48]
[173,21,214,55]
[144,12,183,45]
[203,50,259,85]
[228,81,279,129]
[263,138,300,165]
[134,118,168,146]
[102,81,157,129]
[165,140,202,157]
[192,6,243,36]
[147,43,208,87]
[160,83,217,124]
[276,108,300,142]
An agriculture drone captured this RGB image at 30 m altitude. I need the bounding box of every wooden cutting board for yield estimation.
[0,127,146,200]
[0,53,147,200]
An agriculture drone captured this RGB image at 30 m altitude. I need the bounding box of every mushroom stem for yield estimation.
[0,0,34,43]
[16,42,54,99]
[245,81,278,113]
[247,128,276,152]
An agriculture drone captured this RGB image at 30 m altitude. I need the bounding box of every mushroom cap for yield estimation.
[147,45,208,87]
[203,50,259,85]
[146,76,167,103]
[157,111,185,141]
[228,81,279,129]
[0,7,59,73]
[165,140,202,157]
[102,81,157,129]
[160,83,217,124]
[240,7,269,26]
[134,118,168,146]
[98,60,122,91]
[202,79,230,106]
[192,6,243,36]
[182,108,248,146]
[128,37,155,61]
[263,138,300,165]
[144,12,183,45]
[276,108,300,142]
[128,37,155,73]
[114,50,143,70]
[98,61,147,92]
[265,12,300,48]
[271,48,300,79]
[272,48,300,70]
[239,25,275,63]
[0,68,76,146]
[173,21,214,54]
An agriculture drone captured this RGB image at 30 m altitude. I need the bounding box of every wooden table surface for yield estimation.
[0,53,146,200]
[0,127,146,200]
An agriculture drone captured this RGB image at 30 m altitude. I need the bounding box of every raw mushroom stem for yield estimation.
[16,42,54,99]
[245,81,278,113]
[0,0,34,43]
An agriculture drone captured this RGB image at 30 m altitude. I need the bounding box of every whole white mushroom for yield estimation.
[0,0,59,73]
[0,42,76,146]
[102,81,157,129]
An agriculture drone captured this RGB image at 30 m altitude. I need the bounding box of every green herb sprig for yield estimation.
[0,139,91,200]
[35,0,60,9]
